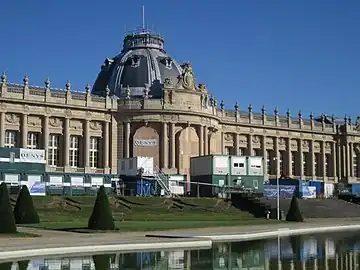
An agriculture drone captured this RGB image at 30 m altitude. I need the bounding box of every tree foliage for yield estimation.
[286,195,304,222]
[0,182,17,233]
[14,185,40,224]
[88,186,115,230]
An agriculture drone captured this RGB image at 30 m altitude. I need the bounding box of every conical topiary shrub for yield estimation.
[0,182,17,233]
[88,186,115,230]
[17,260,30,270]
[286,195,304,222]
[0,261,12,270]
[92,254,111,270]
[14,185,40,224]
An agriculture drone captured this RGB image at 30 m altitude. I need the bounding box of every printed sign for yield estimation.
[19,148,46,164]
[133,139,157,147]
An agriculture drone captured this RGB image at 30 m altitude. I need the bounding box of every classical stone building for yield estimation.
[0,29,359,183]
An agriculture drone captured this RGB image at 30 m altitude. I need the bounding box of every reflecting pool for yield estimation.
[2,231,360,269]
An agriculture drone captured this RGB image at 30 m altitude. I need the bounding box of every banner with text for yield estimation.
[19,148,46,164]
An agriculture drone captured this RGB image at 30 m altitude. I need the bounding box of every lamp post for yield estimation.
[273,157,280,220]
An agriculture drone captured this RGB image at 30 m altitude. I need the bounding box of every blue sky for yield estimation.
[1,0,359,119]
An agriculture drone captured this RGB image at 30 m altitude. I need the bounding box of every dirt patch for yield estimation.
[109,197,131,210]
[44,197,81,211]
[116,196,146,206]
[163,199,184,210]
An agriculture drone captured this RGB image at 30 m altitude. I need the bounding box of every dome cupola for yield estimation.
[92,29,183,98]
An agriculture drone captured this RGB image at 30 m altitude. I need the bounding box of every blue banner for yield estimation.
[263,185,296,199]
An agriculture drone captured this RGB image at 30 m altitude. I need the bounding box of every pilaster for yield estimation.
[170,123,176,168]
[43,115,49,162]
[299,139,304,178]
[262,135,268,179]
[199,125,204,155]
[162,122,168,169]
[0,112,5,147]
[248,134,253,156]
[310,140,316,179]
[322,141,327,179]
[103,121,110,173]
[64,117,70,167]
[124,121,131,158]
[287,138,292,176]
[204,126,209,155]
[21,114,28,148]
[333,141,337,180]
[84,119,90,168]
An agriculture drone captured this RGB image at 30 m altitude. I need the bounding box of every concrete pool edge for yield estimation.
[0,239,212,261]
[196,224,360,241]
[1,222,360,260]
[145,223,360,242]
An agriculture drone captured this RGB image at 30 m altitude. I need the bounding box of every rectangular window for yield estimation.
[69,136,80,167]
[291,152,296,176]
[303,153,309,176]
[89,137,100,168]
[27,132,40,149]
[48,134,60,166]
[354,152,359,178]
[5,130,17,148]
[325,154,331,177]
[239,147,246,156]
[266,150,272,175]
[254,148,261,157]
[279,151,285,176]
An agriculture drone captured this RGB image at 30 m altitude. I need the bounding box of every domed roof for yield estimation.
[92,31,184,98]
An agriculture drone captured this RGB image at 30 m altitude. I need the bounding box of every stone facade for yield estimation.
[2,30,360,184]
[1,72,360,184]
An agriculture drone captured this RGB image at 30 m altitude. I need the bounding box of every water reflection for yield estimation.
[3,231,360,269]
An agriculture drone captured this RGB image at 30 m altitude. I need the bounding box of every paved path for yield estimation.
[1,219,360,252]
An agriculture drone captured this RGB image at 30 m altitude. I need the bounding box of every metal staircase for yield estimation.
[153,166,172,196]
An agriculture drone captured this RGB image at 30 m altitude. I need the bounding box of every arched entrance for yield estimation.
[176,126,199,176]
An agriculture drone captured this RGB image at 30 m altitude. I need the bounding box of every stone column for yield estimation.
[234,133,239,155]
[333,142,337,179]
[0,112,5,147]
[275,137,280,179]
[310,140,316,179]
[322,141,327,179]
[43,116,49,162]
[103,121,110,170]
[338,139,342,179]
[170,123,176,168]
[84,120,90,168]
[64,117,70,167]
[299,139,304,178]
[346,142,351,179]
[350,143,353,178]
[262,136,268,178]
[162,122,168,169]
[204,126,209,155]
[199,125,204,156]
[22,114,28,148]
[248,134,253,156]
[124,122,130,158]
[287,138,292,176]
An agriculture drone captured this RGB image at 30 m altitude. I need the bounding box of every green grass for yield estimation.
[19,196,278,232]
[0,232,40,238]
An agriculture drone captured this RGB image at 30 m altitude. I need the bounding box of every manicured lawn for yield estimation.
[0,232,39,238]
[19,196,278,232]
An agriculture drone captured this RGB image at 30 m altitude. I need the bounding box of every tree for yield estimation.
[286,195,304,222]
[17,260,30,270]
[88,186,115,230]
[92,255,111,270]
[0,261,12,270]
[14,185,40,224]
[0,182,17,233]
